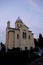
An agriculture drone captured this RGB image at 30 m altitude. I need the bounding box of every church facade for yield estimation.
[5,17,35,50]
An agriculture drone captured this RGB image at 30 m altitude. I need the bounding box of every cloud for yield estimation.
[26,0,43,10]
[26,0,43,14]
[27,0,38,8]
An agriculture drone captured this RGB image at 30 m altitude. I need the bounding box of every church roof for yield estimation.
[8,27,20,33]
[15,17,23,24]
[24,25,29,29]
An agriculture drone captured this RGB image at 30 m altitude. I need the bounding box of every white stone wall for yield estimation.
[8,32,14,49]
[28,32,35,48]
[18,25,35,50]
[18,25,30,50]
[14,30,20,48]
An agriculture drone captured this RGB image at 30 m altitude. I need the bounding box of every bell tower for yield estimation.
[15,17,23,29]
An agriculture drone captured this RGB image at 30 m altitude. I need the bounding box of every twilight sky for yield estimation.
[0,0,43,43]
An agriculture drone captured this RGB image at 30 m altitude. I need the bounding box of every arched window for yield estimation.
[23,32,26,39]
[25,32,26,38]
[23,32,24,38]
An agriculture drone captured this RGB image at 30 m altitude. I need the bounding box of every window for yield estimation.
[25,32,26,38]
[29,35,30,39]
[23,32,24,38]
[17,34,19,39]
[23,32,26,39]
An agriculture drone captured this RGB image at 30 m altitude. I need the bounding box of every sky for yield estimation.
[0,0,43,43]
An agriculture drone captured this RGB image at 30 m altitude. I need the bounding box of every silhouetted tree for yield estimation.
[34,38,39,47]
[38,33,43,48]
[1,42,6,52]
[39,33,42,39]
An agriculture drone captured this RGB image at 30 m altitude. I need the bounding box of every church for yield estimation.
[5,17,35,50]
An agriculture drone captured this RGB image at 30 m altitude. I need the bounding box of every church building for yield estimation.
[5,17,35,50]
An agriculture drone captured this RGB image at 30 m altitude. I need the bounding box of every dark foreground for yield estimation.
[0,48,43,65]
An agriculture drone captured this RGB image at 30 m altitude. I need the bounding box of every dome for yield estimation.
[7,21,10,24]
[15,17,23,24]
[7,20,10,28]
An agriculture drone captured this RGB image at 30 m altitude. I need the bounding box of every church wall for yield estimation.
[5,28,10,49]
[14,30,20,48]
[19,25,35,50]
[19,28,26,50]
[8,31,15,49]
[19,26,30,50]
[30,33,35,48]
[28,32,35,48]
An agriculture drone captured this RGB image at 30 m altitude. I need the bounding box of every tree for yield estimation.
[39,33,42,39]
[34,38,39,47]
[38,33,43,48]
[1,42,6,52]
